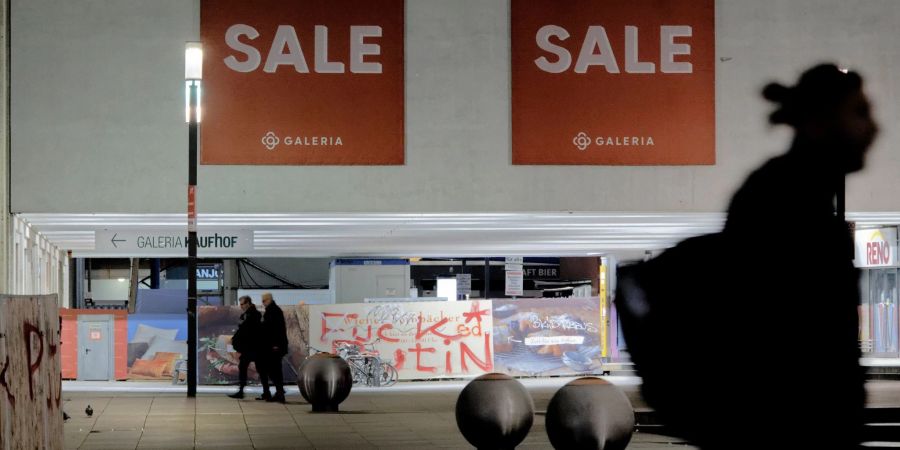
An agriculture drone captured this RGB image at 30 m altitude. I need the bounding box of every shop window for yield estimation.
[869,269,899,355]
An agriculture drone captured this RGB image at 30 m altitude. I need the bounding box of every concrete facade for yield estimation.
[8,0,900,216]
[1,0,9,293]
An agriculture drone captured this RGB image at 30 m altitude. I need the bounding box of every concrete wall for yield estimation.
[10,0,900,214]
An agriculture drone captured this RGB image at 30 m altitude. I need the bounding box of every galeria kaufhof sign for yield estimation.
[200,0,405,165]
[513,0,714,165]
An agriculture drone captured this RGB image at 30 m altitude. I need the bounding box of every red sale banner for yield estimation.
[200,0,404,165]
[512,0,715,165]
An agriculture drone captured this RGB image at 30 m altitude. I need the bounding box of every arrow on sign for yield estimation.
[111,233,126,248]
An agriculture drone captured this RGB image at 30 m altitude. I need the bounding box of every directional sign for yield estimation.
[95,230,253,256]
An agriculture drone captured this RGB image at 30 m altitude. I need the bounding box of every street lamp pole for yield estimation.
[185,42,202,398]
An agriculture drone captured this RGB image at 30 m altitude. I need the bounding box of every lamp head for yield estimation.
[185,42,202,80]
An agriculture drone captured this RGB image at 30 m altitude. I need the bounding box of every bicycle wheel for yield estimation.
[380,363,399,387]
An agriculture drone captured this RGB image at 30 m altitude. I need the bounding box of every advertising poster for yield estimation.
[200,0,405,165]
[197,305,308,385]
[309,300,494,380]
[511,0,715,165]
[126,315,187,381]
[492,297,604,376]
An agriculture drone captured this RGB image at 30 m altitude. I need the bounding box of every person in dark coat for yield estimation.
[228,295,262,399]
[715,64,875,449]
[618,64,878,450]
[258,292,289,403]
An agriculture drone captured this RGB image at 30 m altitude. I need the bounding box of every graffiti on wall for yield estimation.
[0,295,63,450]
[309,301,495,379]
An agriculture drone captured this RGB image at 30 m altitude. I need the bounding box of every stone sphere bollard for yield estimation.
[297,353,352,412]
[545,377,634,450]
[455,373,534,450]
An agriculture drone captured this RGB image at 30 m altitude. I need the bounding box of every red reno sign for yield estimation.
[855,228,898,268]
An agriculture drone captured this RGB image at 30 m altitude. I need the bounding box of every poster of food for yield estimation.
[197,305,309,385]
[492,297,603,376]
[308,300,494,380]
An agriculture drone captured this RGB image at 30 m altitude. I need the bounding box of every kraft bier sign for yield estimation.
[855,227,898,268]
[200,0,404,165]
[511,0,715,165]
[95,230,253,257]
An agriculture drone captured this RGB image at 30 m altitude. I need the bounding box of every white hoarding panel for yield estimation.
[309,300,494,380]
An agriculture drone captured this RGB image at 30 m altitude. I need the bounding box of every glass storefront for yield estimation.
[861,268,899,356]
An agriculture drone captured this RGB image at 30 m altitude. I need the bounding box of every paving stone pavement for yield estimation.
[61,382,692,449]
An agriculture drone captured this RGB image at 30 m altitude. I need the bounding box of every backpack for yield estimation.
[614,232,729,439]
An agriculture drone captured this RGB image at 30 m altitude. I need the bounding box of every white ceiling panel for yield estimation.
[17,212,900,259]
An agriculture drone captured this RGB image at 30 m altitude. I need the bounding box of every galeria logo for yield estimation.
[572,132,591,151]
[261,131,280,150]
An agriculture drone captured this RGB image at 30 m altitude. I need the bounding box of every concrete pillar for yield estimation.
[223,259,238,305]
[0,0,9,295]
[59,250,69,307]
[74,258,85,308]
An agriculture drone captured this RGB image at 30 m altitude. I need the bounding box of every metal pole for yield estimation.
[483,258,490,299]
[150,259,160,289]
[187,80,198,397]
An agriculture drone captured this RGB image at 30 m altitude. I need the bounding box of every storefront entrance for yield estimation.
[862,268,899,356]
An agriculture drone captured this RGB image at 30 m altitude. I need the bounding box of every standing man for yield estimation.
[228,295,261,399]
[260,292,289,403]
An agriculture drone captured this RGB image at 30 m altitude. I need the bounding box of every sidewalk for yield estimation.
[61,376,676,450]
[62,378,900,449]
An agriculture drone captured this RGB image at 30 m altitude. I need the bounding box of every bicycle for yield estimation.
[334,339,399,387]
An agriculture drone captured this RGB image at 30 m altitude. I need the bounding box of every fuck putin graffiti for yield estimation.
[312,301,495,379]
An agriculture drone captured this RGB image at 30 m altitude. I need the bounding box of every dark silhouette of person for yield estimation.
[617,64,877,449]
[228,295,262,399]
[258,292,289,403]
[722,64,875,449]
